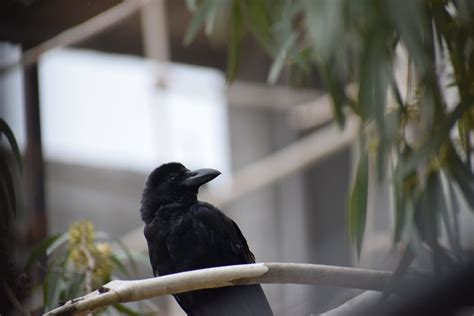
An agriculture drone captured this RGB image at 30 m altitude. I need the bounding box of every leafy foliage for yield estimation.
[0,119,22,230]
[36,220,149,314]
[185,0,474,267]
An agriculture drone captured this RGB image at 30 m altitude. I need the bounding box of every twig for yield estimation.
[2,281,31,316]
[44,262,426,315]
[79,245,96,294]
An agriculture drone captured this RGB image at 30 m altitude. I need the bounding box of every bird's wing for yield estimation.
[166,202,255,271]
[165,202,273,315]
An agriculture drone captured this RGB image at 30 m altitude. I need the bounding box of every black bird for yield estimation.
[140,162,273,315]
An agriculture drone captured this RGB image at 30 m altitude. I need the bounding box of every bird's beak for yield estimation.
[182,168,221,187]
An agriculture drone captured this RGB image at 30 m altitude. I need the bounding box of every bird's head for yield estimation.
[140,162,221,222]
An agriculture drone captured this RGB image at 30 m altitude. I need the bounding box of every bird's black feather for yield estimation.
[141,162,273,315]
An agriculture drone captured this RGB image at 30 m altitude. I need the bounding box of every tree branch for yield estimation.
[44,262,426,315]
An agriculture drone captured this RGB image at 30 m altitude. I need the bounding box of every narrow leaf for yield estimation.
[110,254,130,277]
[114,239,139,276]
[267,33,296,84]
[25,234,61,272]
[445,175,461,251]
[0,160,16,217]
[446,142,474,209]
[399,105,462,178]
[46,233,69,256]
[184,0,217,45]
[0,119,22,174]
[226,0,244,82]
[349,144,369,258]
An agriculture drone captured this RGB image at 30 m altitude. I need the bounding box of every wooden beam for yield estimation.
[0,0,151,74]
[23,61,48,243]
[202,118,358,206]
[226,80,321,111]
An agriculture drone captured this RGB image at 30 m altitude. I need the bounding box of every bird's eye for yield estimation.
[169,175,177,182]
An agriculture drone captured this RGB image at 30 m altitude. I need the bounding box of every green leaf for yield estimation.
[319,61,348,127]
[65,273,85,301]
[304,0,344,62]
[241,0,276,55]
[46,233,69,256]
[440,172,461,253]
[358,31,390,125]
[114,239,140,277]
[0,180,10,230]
[226,0,244,82]
[445,142,474,209]
[385,0,431,71]
[377,109,399,180]
[414,174,440,248]
[44,270,62,310]
[392,177,406,244]
[267,32,296,84]
[0,160,16,217]
[398,105,462,179]
[0,118,22,174]
[112,303,142,316]
[349,141,369,258]
[184,0,218,45]
[185,0,197,11]
[110,254,130,277]
[25,234,61,272]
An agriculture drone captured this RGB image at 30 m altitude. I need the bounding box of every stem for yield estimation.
[79,244,96,294]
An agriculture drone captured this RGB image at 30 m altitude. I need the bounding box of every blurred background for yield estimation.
[1,0,473,315]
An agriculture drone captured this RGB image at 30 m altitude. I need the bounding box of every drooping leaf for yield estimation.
[226,0,244,82]
[440,171,461,253]
[319,61,348,127]
[445,142,474,210]
[0,118,22,174]
[46,233,69,256]
[110,254,130,277]
[184,0,219,45]
[267,32,296,84]
[444,173,462,251]
[64,273,85,301]
[392,176,406,244]
[349,140,369,258]
[25,234,61,272]
[358,30,391,126]
[0,179,11,229]
[44,270,62,310]
[398,105,462,178]
[385,0,431,71]
[0,160,16,217]
[241,0,276,55]
[414,174,440,248]
[304,0,344,62]
[185,0,197,11]
[114,238,139,277]
[376,108,399,180]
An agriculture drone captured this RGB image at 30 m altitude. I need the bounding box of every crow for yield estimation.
[140,162,273,315]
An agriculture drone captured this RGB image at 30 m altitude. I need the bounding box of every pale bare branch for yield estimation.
[45,262,424,315]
